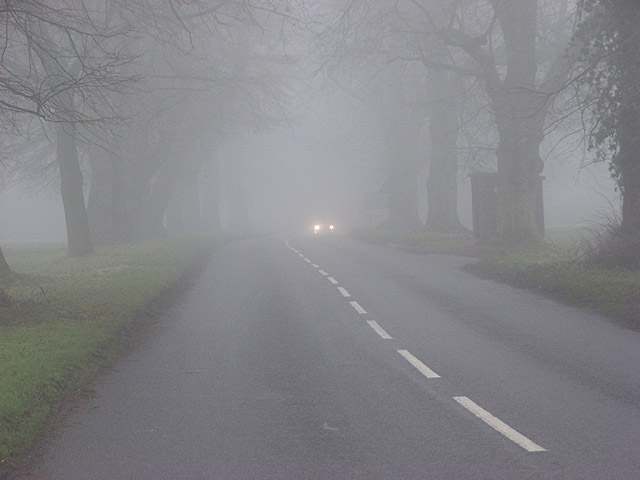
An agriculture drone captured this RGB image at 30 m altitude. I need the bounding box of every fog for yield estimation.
[0,1,626,249]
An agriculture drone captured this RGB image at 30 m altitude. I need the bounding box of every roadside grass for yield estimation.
[352,225,640,328]
[350,227,486,256]
[467,250,640,327]
[0,237,215,472]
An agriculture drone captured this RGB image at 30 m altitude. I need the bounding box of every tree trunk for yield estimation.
[0,245,10,305]
[617,103,640,236]
[382,169,422,231]
[201,147,223,234]
[0,245,11,276]
[165,172,201,236]
[377,102,424,231]
[619,163,640,238]
[145,175,173,237]
[493,102,544,242]
[491,0,544,242]
[87,145,117,244]
[425,68,466,233]
[615,2,640,238]
[55,122,94,256]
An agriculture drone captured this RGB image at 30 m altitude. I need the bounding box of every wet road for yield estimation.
[24,235,640,479]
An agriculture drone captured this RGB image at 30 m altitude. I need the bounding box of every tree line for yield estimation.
[314,0,640,247]
[0,0,296,274]
[1,0,639,277]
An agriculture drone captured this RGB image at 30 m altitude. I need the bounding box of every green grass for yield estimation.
[352,225,640,328]
[351,227,483,256]
[468,252,640,326]
[0,237,215,471]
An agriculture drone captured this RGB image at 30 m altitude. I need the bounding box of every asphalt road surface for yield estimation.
[23,235,640,479]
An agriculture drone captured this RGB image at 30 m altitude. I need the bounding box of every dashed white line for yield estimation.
[327,277,338,284]
[349,301,367,314]
[311,264,319,268]
[318,270,328,276]
[453,396,546,452]
[397,350,440,379]
[367,320,392,339]
[304,258,311,263]
[337,287,351,297]
[298,253,304,258]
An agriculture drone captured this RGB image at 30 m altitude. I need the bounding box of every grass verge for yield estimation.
[467,253,640,328]
[0,237,216,474]
[350,227,487,256]
[352,225,640,329]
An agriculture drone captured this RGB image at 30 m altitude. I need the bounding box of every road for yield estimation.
[24,235,640,479]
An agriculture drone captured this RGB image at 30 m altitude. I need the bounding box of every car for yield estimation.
[312,222,335,235]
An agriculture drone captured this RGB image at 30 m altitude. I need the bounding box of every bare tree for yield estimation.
[312,0,473,232]
[81,0,296,241]
[428,0,576,241]
[1,0,136,255]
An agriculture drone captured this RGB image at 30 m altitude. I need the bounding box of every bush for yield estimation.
[582,219,640,270]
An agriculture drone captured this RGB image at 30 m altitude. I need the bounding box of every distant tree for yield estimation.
[373,88,425,230]
[314,1,490,233]
[82,1,295,241]
[1,1,135,256]
[432,0,576,242]
[575,0,640,238]
[315,3,429,231]
[424,45,466,233]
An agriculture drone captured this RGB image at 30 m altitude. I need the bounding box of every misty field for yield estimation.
[0,238,214,469]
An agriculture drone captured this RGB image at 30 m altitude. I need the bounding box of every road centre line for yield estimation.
[350,301,367,314]
[298,253,304,257]
[337,287,351,297]
[304,258,311,263]
[311,264,319,268]
[453,396,546,452]
[318,270,328,276]
[397,350,440,379]
[327,277,338,284]
[367,320,392,339]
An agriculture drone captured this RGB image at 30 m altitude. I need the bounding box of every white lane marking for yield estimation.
[350,301,367,314]
[298,253,304,257]
[285,240,291,249]
[311,264,319,268]
[367,320,392,339]
[304,258,311,263]
[318,270,328,276]
[453,396,546,452]
[397,350,440,379]
[327,277,338,284]
[322,422,339,431]
[337,287,351,297]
